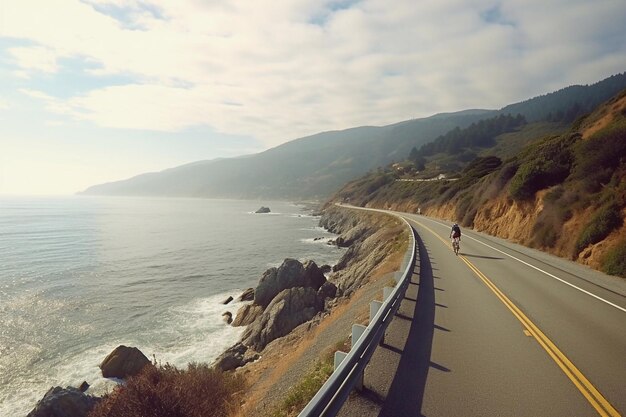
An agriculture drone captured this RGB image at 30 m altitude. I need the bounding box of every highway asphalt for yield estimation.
[341,208,626,417]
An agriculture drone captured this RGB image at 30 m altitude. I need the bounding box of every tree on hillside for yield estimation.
[409,113,527,160]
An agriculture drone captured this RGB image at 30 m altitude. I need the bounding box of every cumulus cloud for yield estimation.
[1,0,625,146]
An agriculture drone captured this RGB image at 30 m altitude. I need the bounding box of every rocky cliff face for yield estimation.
[214,258,330,371]
[320,206,407,297]
[213,207,408,371]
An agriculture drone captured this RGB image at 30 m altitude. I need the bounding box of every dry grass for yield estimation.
[582,95,626,139]
[88,363,245,417]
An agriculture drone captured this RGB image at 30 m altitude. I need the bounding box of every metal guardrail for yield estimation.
[298,217,417,417]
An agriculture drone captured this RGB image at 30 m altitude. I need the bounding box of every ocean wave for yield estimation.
[0,292,246,417]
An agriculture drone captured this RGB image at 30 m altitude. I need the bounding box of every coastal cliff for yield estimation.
[233,205,408,416]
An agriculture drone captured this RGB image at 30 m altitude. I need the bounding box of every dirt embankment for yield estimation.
[235,206,408,417]
[409,186,625,272]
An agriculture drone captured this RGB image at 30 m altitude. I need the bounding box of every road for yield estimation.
[346,208,626,417]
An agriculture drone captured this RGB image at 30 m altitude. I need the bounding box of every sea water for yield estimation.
[0,196,342,416]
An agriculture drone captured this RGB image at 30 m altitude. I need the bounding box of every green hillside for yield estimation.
[330,89,626,277]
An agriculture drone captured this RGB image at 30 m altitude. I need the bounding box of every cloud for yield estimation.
[1,0,625,146]
[8,46,60,74]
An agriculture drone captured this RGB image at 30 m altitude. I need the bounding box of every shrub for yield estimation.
[88,363,245,417]
[602,238,626,278]
[532,221,558,248]
[573,120,626,179]
[462,156,503,179]
[571,120,626,195]
[509,134,577,200]
[575,203,623,255]
[544,186,564,204]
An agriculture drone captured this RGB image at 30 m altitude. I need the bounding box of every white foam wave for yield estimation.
[300,237,334,245]
[0,293,246,417]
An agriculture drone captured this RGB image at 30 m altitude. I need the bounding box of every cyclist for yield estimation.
[450,223,461,253]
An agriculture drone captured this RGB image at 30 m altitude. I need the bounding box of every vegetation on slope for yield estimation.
[268,339,349,417]
[331,89,626,277]
[88,363,245,417]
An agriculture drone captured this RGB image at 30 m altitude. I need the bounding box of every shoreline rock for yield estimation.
[242,286,325,351]
[238,288,255,302]
[254,258,326,308]
[222,311,233,324]
[100,345,152,379]
[27,386,99,417]
[232,303,263,327]
[215,256,340,370]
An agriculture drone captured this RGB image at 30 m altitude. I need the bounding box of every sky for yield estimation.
[1,0,625,195]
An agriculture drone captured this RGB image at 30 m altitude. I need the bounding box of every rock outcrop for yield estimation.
[222,311,233,324]
[232,303,264,327]
[216,257,339,370]
[242,287,324,351]
[100,345,151,379]
[27,386,99,417]
[255,206,271,213]
[318,281,338,299]
[254,258,326,308]
[213,342,260,372]
[238,288,255,301]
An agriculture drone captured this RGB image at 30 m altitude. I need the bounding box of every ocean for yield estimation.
[0,196,342,416]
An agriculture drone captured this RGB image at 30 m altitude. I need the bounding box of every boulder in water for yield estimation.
[99,345,151,379]
[255,206,271,214]
[222,311,233,324]
[221,296,234,305]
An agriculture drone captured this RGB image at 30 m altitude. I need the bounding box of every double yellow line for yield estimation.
[409,218,621,417]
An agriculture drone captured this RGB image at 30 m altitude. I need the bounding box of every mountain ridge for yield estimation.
[81,72,626,200]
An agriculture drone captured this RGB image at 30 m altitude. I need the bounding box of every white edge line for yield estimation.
[409,214,626,314]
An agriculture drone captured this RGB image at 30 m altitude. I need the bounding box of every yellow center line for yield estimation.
[406,217,621,417]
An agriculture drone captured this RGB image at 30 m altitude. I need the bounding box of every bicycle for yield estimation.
[452,237,460,255]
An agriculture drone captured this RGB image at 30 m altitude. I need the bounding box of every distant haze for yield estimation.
[1,0,625,195]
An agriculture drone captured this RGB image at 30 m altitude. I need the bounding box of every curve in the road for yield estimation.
[406,215,622,417]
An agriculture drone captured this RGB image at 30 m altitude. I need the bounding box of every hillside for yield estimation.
[81,73,626,200]
[329,89,626,277]
[81,111,490,199]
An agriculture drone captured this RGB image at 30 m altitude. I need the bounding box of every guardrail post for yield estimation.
[334,351,348,371]
[370,300,385,346]
[351,324,366,390]
[383,286,394,300]
[352,324,366,347]
[370,300,383,322]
